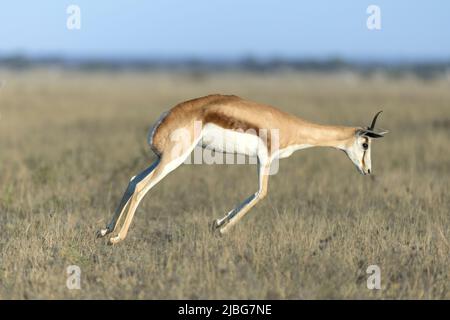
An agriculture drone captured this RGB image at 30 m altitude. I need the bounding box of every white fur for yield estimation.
[271,144,313,160]
[345,136,372,175]
[200,123,266,157]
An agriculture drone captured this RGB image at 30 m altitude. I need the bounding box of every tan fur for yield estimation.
[151,94,357,156]
[98,94,370,244]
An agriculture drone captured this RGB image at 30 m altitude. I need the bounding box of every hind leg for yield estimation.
[97,159,160,238]
[109,140,200,244]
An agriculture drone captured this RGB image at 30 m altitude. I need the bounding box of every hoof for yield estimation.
[210,219,226,237]
[96,228,109,238]
[218,223,231,235]
[210,219,219,230]
[109,235,122,245]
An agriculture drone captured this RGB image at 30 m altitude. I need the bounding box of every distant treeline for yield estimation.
[1,54,449,79]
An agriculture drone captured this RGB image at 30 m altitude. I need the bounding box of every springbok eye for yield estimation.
[362,143,369,150]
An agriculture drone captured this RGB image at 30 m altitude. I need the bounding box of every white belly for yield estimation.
[200,123,264,156]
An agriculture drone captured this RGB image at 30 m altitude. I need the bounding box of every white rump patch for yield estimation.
[147,111,170,153]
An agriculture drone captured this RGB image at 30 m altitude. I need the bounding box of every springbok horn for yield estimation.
[369,111,383,130]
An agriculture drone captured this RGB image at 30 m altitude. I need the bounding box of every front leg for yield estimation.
[213,160,270,234]
[213,192,263,234]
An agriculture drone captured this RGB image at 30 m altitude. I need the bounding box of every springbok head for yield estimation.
[346,111,388,175]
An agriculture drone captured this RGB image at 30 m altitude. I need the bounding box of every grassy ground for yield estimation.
[0,70,449,299]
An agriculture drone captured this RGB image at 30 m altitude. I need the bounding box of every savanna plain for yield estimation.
[0,70,449,299]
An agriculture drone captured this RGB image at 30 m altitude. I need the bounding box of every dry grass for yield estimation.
[0,70,449,299]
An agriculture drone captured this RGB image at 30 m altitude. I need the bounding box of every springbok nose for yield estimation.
[367,169,371,174]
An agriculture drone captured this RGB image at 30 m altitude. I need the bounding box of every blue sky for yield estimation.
[0,1,449,60]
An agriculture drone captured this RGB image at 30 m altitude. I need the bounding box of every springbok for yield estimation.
[97,94,387,244]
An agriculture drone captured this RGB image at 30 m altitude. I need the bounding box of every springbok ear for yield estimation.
[356,110,389,138]
[356,128,388,138]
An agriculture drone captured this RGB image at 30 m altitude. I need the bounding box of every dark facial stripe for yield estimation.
[362,150,366,168]
[361,137,368,168]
